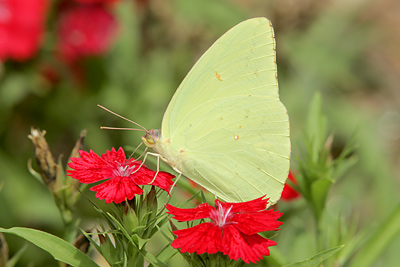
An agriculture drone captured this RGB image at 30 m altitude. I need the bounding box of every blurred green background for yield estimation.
[1,0,399,266]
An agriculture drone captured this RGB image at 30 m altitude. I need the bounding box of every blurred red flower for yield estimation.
[0,0,48,61]
[281,171,300,201]
[67,147,175,204]
[57,5,117,62]
[166,197,282,264]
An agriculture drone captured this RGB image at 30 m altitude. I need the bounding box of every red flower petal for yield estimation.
[100,147,126,166]
[232,210,283,235]
[67,150,107,183]
[281,171,300,201]
[171,223,223,254]
[222,225,277,264]
[166,203,215,221]
[90,176,143,204]
[132,165,175,193]
[218,196,269,213]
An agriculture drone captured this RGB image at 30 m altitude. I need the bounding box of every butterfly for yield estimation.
[141,17,290,205]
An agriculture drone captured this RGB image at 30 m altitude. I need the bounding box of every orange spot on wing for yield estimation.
[216,71,223,81]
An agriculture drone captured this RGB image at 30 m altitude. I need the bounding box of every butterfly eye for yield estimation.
[142,132,156,147]
[142,129,161,147]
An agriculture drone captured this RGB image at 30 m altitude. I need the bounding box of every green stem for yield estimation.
[313,207,324,253]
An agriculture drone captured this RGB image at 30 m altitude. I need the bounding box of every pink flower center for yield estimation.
[112,164,136,177]
[210,202,234,227]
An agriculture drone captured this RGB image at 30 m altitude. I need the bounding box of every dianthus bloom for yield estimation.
[166,197,282,264]
[67,147,175,204]
[0,0,48,61]
[281,171,300,201]
[57,5,117,62]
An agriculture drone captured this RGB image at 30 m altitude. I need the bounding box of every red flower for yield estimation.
[57,5,117,62]
[281,171,300,201]
[0,0,48,61]
[166,197,282,264]
[67,147,175,204]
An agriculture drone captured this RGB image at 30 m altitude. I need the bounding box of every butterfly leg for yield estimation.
[130,149,153,175]
[138,151,181,195]
[169,172,182,195]
[144,152,161,184]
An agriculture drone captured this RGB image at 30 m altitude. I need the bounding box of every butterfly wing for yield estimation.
[158,17,290,204]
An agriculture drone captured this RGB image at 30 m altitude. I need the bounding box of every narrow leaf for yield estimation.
[283,245,344,267]
[0,227,99,267]
[306,92,327,161]
[156,243,178,263]
[106,213,168,267]
[349,203,400,266]
[6,243,27,267]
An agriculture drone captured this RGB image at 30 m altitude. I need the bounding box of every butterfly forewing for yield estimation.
[158,17,290,204]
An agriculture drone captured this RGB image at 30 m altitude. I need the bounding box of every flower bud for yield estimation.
[28,128,57,189]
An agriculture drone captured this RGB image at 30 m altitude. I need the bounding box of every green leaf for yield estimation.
[283,245,344,267]
[6,243,28,267]
[27,158,46,186]
[0,227,99,267]
[156,243,179,263]
[349,202,400,266]
[311,178,333,220]
[131,234,151,250]
[80,229,121,266]
[106,213,168,267]
[306,93,327,161]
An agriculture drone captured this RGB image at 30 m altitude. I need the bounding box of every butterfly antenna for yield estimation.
[100,126,146,131]
[97,104,148,132]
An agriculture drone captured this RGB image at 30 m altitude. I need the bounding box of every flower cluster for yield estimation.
[167,197,282,264]
[68,147,284,263]
[0,0,119,63]
[68,147,174,203]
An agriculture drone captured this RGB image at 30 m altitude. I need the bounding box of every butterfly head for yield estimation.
[142,129,161,148]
